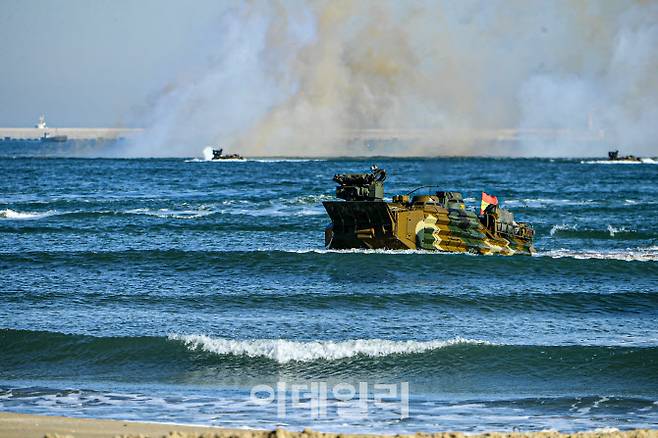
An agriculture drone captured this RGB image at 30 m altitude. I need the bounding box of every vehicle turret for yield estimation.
[333,165,386,201]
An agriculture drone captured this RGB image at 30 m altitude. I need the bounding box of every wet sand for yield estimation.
[1,412,657,438]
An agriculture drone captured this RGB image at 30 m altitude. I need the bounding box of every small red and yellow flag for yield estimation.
[480,192,498,215]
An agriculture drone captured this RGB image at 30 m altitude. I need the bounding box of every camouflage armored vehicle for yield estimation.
[322,166,535,255]
[608,150,641,162]
[211,148,244,160]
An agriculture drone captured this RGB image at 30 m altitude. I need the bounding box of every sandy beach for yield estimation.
[0,412,656,438]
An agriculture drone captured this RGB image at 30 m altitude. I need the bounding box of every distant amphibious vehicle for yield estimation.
[322,166,535,255]
[608,150,641,162]
[205,147,244,160]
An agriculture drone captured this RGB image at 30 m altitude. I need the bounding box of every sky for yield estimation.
[0,0,656,156]
[0,0,228,128]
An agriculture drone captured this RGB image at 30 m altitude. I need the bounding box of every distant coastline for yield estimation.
[0,115,605,143]
[0,127,142,141]
[0,115,142,141]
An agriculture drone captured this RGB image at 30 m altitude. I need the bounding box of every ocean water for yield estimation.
[1,145,657,433]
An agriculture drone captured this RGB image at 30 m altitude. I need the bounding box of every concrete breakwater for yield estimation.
[0,127,143,141]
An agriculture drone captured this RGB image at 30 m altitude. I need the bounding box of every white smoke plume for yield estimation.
[126,0,658,157]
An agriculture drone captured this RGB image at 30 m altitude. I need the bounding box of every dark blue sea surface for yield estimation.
[1,144,657,433]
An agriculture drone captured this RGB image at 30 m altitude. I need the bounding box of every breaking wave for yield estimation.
[4,249,657,276]
[124,208,214,219]
[548,223,645,239]
[607,224,628,237]
[3,329,658,383]
[0,199,327,222]
[167,334,489,364]
[184,158,321,162]
[269,247,658,262]
[0,209,56,220]
[251,159,325,162]
[580,158,658,164]
[550,224,578,236]
[541,246,658,262]
[505,199,596,208]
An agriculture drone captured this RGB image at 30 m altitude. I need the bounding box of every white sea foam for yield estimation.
[288,194,334,204]
[0,209,55,220]
[0,203,326,220]
[168,334,489,363]
[185,158,323,163]
[202,146,214,161]
[223,206,324,217]
[592,396,610,409]
[541,246,658,262]
[606,224,628,237]
[549,224,577,236]
[590,428,620,434]
[580,158,657,164]
[125,208,214,219]
[251,159,324,162]
[269,248,470,256]
[505,198,595,208]
[550,223,633,238]
[261,247,658,261]
[204,158,247,162]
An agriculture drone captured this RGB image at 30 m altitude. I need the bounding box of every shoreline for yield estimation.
[1,412,657,438]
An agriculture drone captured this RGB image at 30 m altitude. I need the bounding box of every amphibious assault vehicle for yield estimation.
[608,150,641,162]
[322,166,535,255]
[211,148,244,160]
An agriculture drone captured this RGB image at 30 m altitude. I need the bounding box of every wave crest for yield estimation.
[125,208,214,219]
[549,223,577,236]
[580,158,658,164]
[167,334,490,363]
[0,209,55,220]
[541,246,658,262]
